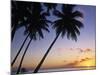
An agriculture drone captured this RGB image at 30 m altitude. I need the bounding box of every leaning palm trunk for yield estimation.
[11,33,30,67]
[33,33,60,73]
[11,28,16,41]
[16,38,32,74]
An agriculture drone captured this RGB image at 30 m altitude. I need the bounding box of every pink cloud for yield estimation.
[76,48,92,53]
[57,48,65,51]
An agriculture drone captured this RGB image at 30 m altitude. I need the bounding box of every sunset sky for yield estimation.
[11,3,96,71]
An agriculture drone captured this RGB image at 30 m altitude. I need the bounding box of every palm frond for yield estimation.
[53,10,63,17]
[72,19,84,28]
[53,4,84,41]
[72,11,83,18]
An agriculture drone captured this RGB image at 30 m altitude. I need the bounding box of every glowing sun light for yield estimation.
[77,59,95,67]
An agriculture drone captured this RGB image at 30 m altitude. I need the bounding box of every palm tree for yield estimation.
[33,4,84,73]
[44,3,57,16]
[11,1,31,41]
[16,2,50,74]
[11,1,33,66]
[11,1,50,67]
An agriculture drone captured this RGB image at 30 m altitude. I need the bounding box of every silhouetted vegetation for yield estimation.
[44,3,57,16]
[11,1,84,74]
[33,4,84,73]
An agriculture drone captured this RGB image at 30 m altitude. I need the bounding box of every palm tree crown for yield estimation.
[43,3,57,16]
[11,1,32,41]
[24,2,50,40]
[53,4,84,41]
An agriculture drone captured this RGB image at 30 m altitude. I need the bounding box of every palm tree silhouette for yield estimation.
[33,4,84,73]
[11,1,32,41]
[44,3,57,16]
[11,1,49,67]
[11,1,34,66]
[16,2,50,74]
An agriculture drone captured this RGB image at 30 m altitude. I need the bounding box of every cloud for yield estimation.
[65,57,92,68]
[79,57,92,63]
[76,48,92,53]
[69,48,73,51]
[63,60,67,62]
[57,48,66,51]
[76,48,84,52]
[66,61,79,68]
[85,48,92,52]
[57,48,92,52]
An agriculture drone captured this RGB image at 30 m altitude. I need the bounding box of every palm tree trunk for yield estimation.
[33,33,60,73]
[11,33,29,67]
[16,38,32,74]
[11,28,16,41]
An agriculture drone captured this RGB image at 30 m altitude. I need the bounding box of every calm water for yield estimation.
[11,66,95,75]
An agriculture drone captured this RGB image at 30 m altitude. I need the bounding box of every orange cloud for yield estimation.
[63,60,67,63]
[65,57,92,68]
[79,57,92,63]
[57,48,92,52]
[85,48,92,52]
[76,48,84,52]
[66,61,79,68]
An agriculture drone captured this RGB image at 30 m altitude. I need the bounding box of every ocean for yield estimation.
[11,66,95,75]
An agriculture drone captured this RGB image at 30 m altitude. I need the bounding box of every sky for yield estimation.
[11,2,96,72]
